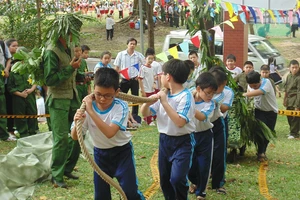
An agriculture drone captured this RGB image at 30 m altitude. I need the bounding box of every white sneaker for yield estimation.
[288,135,295,139]
[149,122,156,126]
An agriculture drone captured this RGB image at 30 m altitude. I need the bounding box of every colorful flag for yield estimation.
[168,46,179,59]
[179,41,189,56]
[133,63,139,71]
[239,12,247,24]
[248,7,257,24]
[156,52,169,62]
[119,68,130,80]
[191,35,200,48]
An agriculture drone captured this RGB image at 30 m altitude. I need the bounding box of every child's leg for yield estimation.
[114,142,145,200]
[194,130,213,198]
[254,109,277,154]
[159,134,174,199]
[211,117,226,190]
[160,133,194,200]
[94,147,113,200]
[12,95,28,137]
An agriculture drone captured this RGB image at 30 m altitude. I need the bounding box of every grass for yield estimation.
[1,97,299,200]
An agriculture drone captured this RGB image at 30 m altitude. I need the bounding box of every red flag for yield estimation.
[279,10,286,22]
[241,5,249,21]
[161,0,165,7]
[119,68,130,80]
[191,35,200,48]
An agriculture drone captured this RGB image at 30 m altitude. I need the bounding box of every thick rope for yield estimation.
[75,92,157,199]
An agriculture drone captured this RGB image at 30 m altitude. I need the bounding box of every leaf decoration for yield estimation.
[11,48,45,86]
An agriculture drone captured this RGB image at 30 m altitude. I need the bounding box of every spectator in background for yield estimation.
[114,38,144,117]
[117,1,123,19]
[106,14,115,41]
[0,39,14,141]
[3,39,14,136]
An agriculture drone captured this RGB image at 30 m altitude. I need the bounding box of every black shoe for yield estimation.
[51,178,67,188]
[64,172,79,179]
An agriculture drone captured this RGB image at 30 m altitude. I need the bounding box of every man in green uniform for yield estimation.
[43,15,83,188]
[284,60,300,139]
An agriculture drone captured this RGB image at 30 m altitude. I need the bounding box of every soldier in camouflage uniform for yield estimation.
[44,15,83,188]
[284,60,300,139]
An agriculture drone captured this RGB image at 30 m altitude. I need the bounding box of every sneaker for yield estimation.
[149,122,156,126]
[257,153,268,162]
[288,135,295,139]
[216,187,227,194]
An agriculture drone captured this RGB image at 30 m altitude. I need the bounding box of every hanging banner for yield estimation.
[255,8,264,24]
[168,46,179,59]
[232,3,239,15]
[179,42,190,56]
[156,52,169,62]
[241,5,250,21]
[221,0,296,10]
[222,20,235,29]
[225,2,234,17]
[239,12,247,24]
[273,10,281,23]
[230,15,239,22]
[248,6,257,24]
[190,35,200,48]
[211,25,224,37]
[267,10,276,23]
[119,68,130,80]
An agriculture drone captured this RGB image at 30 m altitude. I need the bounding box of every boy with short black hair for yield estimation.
[283,59,300,139]
[75,45,92,101]
[141,59,196,200]
[243,71,278,161]
[71,67,145,200]
[260,64,277,95]
[188,72,218,200]
[209,67,234,194]
[226,54,242,78]
[234,61,254,92]
[138,49,156,125]
[188,50,202,81]
[183,59,195,89]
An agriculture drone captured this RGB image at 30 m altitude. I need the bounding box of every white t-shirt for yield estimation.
[106,17,115,30]
[151,61,162,89]
[221,86,234,118]
[79,99,132,149]
[226,66,243,78]
[150,89,196,136]
[114,50,145,79]
[138,64,155,93]
[194,100,215,132]
[247,78,278,113]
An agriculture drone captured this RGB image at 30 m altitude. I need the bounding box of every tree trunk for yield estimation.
[147,0,154,48]
[36,0,42,45]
